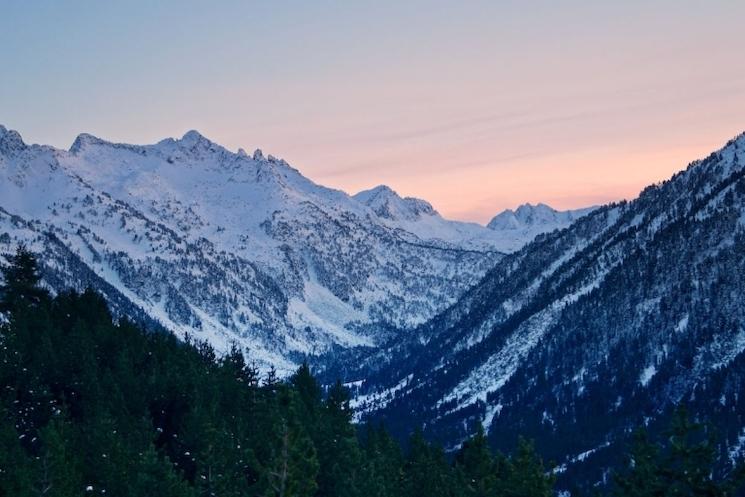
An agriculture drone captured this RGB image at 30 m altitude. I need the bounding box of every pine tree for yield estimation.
[656,406,730,497]
[131,445,195,497]
[195,421,253,497]
[401,429,454,497]
[0,246,46,313]
[290,362,322,423]
[612,406,745,497]
[497,438,554,497]
[263,419,319,497]
[316,380,362,497]
[454,425,495,497]
[0,407,34,497]
[221,343,258,387]
[33,418,83,497]
[612,429,662,497]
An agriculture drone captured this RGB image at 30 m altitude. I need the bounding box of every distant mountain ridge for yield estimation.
[488,203,596,231]
[0,124,587,372]
[485,203,597,251]
[353,185,437,221]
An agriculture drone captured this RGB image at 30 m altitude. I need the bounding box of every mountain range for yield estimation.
[347,132,745,491]
[0,124,588,373]
[4,122,744,492]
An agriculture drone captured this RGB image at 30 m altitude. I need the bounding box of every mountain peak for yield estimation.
[0,125,27,155]
[69,133,109,154]
[179,129,212,147]
[253,148,265,161]
[354,185,437,221]
[353,185,400,202]
[513,202,556,221]
[370,184,395,194]
[487,203,595,231]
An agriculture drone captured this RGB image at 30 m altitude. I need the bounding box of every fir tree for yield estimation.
[401,429,454,497]
[316,381,362,497]
[33,418,83,497]
[612,429,661,497]
[454,425,495,497]
[613,406,745,497]
[131,446,195,497]
[497,438,554,497]
[0,407,34,497]
[0,245,46,313]
[264,419,319,497]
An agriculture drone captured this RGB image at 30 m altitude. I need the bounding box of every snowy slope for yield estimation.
[351,186,580,252]
[350,132,745,491]
[485,203,596,252]
[1,124,575,372]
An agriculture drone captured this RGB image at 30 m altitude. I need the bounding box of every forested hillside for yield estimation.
[0,248,556,496]
[2,248,743,496]
[348,133,745,492]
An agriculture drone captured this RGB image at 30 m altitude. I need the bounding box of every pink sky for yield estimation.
[3,1,744,223]
[213,70,745,222]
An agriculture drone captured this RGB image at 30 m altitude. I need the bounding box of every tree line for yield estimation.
[0,248,742,496]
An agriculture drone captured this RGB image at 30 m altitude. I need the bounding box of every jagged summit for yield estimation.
[0,121,527,372]
[353,185,437,221]
[0,122,598,372]
[353,185,397,207]
[69,129,222,156]
[69,133,109,153]
[180,129,209,145]
[487,202,595,231]
[175,130,231,157]
[0,123,593,253]
[0,125,27,155]
[356,184,395,197]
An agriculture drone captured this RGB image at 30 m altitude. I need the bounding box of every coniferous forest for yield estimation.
[1,248,743,496]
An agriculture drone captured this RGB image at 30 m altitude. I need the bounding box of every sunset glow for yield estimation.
[2,0,744,222]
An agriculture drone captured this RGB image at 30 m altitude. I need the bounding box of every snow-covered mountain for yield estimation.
[486,203,596,252]
[0,124,573,372]
[346,132,745,491]
[5,121,744,491]
[353,185,437,221]
[352,185,537,251]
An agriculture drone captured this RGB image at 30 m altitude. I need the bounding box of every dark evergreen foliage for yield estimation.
[612,407,745,497]
[0,250,554,496]
[344,135,745,494]
[1,250,739,496]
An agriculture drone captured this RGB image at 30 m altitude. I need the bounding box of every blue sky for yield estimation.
[2,1,744,221]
